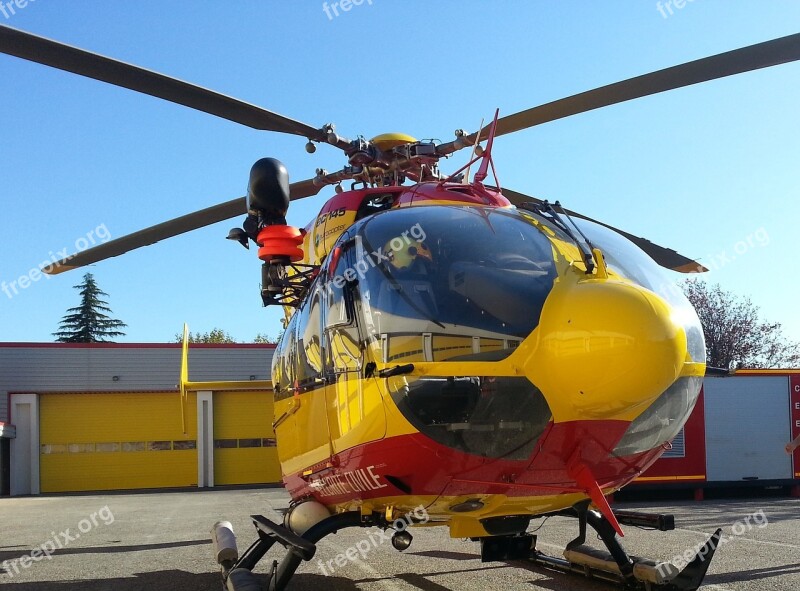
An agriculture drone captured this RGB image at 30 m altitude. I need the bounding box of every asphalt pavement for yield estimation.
[1,488,798,591]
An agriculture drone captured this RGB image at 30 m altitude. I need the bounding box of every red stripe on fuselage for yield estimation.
[283,419,664,505]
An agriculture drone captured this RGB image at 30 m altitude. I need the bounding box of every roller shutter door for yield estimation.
[40,392,198,493]
[704,376,792,482]
[213,390,281,485]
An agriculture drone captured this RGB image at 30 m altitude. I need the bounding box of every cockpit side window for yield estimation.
[295,284,323,390]
[273,313,298,401]
[322,242,363,374]
[324,244,355,330]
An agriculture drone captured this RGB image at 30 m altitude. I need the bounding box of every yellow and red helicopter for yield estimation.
[3,24,800,591]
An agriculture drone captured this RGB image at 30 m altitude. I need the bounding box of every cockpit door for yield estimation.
[273,284,332,474]
[323,240,387,453]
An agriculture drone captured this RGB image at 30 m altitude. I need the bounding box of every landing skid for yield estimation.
[526,508,722,591]
[212,507,721,591]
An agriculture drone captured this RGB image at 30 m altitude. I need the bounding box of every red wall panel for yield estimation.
[791,375,800,478]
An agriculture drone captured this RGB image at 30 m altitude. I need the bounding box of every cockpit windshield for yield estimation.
[349,206,557,362]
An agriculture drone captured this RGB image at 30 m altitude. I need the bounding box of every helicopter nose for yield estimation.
[526,277,688,422]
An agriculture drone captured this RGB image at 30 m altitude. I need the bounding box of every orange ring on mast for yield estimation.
[257,225,304,262]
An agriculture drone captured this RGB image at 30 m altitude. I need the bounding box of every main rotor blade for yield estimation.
[0,24,326,140]
[44,179,324,275]
[502,188,708,274]
[44,197,246,275]
[289,178,325,201]
[440,33,800,154]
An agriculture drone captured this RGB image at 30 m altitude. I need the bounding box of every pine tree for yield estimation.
[53,273,127,343]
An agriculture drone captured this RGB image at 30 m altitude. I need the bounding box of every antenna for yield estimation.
[463,118,484,184]
[474,109,500,187]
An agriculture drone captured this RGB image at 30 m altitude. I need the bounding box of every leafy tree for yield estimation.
[254,331,283,344]
[53,273,127,343]
[174,327,236,343]
[682,279,800,369]
[174,329,283,344]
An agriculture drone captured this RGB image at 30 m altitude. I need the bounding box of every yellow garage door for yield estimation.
[40,392,198,493]
[213,390,281,485]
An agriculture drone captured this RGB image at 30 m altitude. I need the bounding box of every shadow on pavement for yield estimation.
[0,570,221,591]
[705,562,800,584]
[408,550,479,561]
[0,570,362,591]
[0,539,210,563]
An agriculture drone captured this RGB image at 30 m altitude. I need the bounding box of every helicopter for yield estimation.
[2,23,800,591]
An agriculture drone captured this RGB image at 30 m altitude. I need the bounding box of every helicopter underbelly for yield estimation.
[279,412,667,535]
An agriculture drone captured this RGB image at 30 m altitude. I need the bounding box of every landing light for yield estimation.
[391,530,413,551]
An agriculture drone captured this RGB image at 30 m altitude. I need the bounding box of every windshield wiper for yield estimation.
[519,200,597,274]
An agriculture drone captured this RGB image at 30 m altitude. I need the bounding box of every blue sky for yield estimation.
[1,1,799,344]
